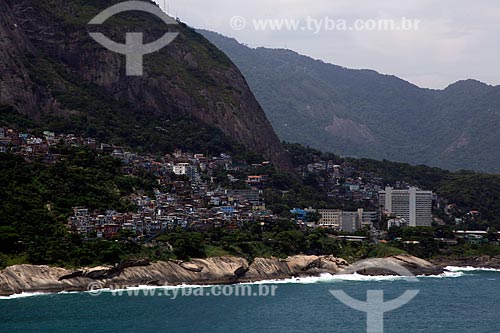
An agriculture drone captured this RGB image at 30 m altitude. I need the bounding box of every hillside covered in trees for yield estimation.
[201,30,500,174]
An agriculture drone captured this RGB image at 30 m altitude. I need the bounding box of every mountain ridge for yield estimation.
[208,32,497,91]
[200,29,500,173]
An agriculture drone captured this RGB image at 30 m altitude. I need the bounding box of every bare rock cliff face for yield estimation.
[0,0,291,170]
[0,0,39,113]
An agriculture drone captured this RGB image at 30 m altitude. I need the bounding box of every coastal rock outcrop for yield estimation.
[0,255,442,296]
[389,254,445,275]
[344,254,444,276]
[431,256,500,269]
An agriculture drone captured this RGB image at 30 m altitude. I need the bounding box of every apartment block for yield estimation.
[379,187,432,227]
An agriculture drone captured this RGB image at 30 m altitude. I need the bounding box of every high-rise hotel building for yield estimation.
[379,187,433,227]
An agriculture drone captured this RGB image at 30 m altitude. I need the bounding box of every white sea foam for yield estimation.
[445,266,500,273]
[1,268,493,299]
[84,283,219,294]
[420,271,466,279]
[240,273,337,285]
[247,271,469,284]
[57,291,80,295]
[0,292,48,300]
[241,273,423,285]
[72,275,415,294]
[77,274,427,293]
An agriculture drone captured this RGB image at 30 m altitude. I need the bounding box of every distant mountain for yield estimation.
[0,0,291,170]
[200,30,500,174]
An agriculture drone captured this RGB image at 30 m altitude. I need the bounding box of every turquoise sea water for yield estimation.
[1,268,500,332]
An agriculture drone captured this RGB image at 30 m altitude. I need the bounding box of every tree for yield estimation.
[306,211,321,223]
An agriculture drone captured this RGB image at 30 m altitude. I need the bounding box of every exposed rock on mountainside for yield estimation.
[0,0,291,170]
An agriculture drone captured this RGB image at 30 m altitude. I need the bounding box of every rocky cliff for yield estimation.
[0,255,442,296]
[0,0,291,170]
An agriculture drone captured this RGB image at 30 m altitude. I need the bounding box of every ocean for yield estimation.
[1,267,499,332]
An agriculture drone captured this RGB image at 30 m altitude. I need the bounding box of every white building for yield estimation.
[379,187,432,227]
[388,218,409,229]
[316,208,367,232]
[173,163,192,176]
[317,209,342,229]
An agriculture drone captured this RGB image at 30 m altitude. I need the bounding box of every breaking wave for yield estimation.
[445,266,500,273]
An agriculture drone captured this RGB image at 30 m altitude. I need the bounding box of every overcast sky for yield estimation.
[155,0,499,89]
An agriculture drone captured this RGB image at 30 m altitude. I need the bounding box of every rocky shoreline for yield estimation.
[0,254,444,297]
[431,255,500,269]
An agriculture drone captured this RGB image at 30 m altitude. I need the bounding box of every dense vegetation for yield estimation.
[0,149,156,267]
[437,173,500,228]
[285,144,500,228]
[388,226,500,259]
[201,30,500,174]
[156,222,403,263]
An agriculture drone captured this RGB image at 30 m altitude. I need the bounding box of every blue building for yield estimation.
[219,206,236,215]
[290,208,308,221]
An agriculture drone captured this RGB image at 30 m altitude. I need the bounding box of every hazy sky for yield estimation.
[154,0,499,89]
